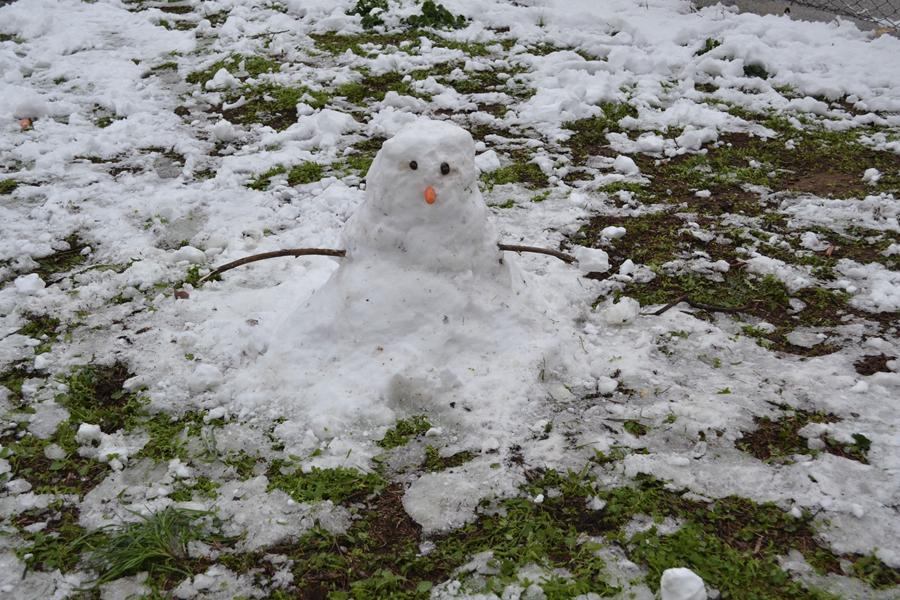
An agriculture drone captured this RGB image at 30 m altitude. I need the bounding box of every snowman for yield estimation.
[227,118,575,450]
[296,118,527,340]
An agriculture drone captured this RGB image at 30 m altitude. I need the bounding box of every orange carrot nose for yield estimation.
[424,186,437,204]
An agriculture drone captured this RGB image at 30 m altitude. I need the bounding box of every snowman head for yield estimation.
[365,119,478,215]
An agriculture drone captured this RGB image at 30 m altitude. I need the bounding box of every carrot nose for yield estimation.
[424,186,437,204]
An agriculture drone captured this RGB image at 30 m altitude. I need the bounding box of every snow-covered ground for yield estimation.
[1,0,899,598]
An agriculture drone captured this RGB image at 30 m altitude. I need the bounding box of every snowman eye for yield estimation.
[440,162,450,175]
[409,161,418,170]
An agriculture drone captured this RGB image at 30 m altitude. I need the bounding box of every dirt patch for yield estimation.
[854,354,895,376]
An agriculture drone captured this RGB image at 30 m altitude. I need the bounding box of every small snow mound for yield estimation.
[212,120,239,142]
[14,274,45,295]
[474,149,501,173]
[205,68,239,90]
[862,168,881,184]
[661,567,707,600]
[601,226,627,240]
[600,297,640,325]
[613,155,639,175]
[172,246,206,264]
[189,364,223,393]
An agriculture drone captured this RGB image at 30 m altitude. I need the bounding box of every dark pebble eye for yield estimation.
[440,162,450,175]
[409,160,418,170]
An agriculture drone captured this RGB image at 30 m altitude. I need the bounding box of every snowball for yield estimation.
[601,226,627,240]
[76,423,102,443]
[212,120,238,142]
[587,496,606,511]
[799,231,829,251]
[33,354,51,371]
[12,93,49,119]
[572,246,610,273]
[862,168,881,184]
[43,444,66,460]
[14,274,45,295]
[600,297,640,325]
[694,189,711,198]
[595,376,618,394]
[189,364,223,393]
[661,567,707,600]
[618,259,635,276]
[613,155,639,175]
[205,68,239,90]
[173,246,207,264]
[474,150,501,173]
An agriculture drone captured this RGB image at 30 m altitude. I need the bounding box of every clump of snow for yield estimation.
[205,68,239,91]
[189,364,223,393]
[661,567,707,600]
[599,297,640,325]
[172,246,207,264]
[474,149,501,173]
[573,246,610,273]
[13,274,45,296]
[861,168,881,185]
[613,155,639,175]
[601,226,627,240]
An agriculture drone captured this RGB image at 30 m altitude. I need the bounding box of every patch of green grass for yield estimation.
[403,1,467,29]
[629,523,835,600]
[247,164,287,190]
[310,31,421,56]
[851,553,900,589]
[735,410,839,462]
[0,178,17,194]
[136,411,205,461]
[84,507,232,587]
[222,82,328,131]
[695,37,721,56]
[15,502,103,573]
[57,362,145,432]
[186,53,279,86]
[743,62,771,79]
[440,65,528,96]
[267,463,386,503]
[625,268,851,355]
[16,314,61,354]
[222,450,261,479]
[283,471,618,598]
[33,234,89,279]
[482,161,547,189]
[378,415,432,449]
[423,446,476,472]
[623,420,648,437]
[334,69,430,104]
[0,363,29,403]
[564,102,638,163]
[287,161,324,186]
[3,417,108,496]
[347,0,388,29]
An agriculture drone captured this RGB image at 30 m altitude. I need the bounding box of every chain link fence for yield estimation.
[792,0,900,27]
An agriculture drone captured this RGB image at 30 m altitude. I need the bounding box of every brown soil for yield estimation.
[854,354,895,376]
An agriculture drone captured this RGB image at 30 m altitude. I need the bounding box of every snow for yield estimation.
[1,0,899,596]
[660,567,707,600]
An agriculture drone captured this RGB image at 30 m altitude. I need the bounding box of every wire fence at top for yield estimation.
[791,0,899,28]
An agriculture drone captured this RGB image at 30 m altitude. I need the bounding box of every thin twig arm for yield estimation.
[196,243,576,285]
[197,248,346,284]
[497,244,576,264]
